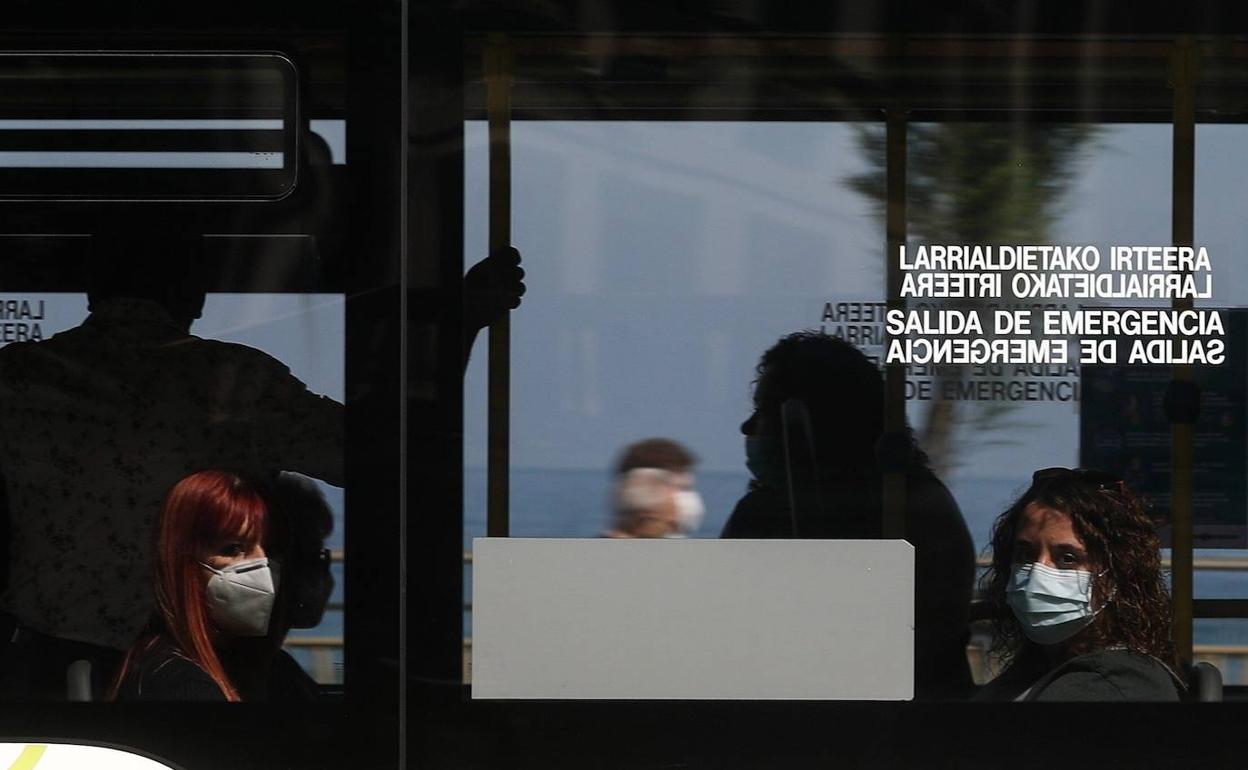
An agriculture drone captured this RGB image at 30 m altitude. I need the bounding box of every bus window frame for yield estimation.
[0,51,302,202]
[0,5,409,770]
[438,26,1248,767]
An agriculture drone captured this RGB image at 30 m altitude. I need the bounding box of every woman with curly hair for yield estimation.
[975,467,1184,701]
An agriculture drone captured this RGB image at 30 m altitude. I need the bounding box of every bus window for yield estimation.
[884,122,1175,678]
[0,0,411,766]
[0,52,350,702]
[457,27,1248,718]
[464,120,886,536]
[462,119,885,671]
[0,254,346,694]
[1184,123,1248,678]
[0,53,297,199]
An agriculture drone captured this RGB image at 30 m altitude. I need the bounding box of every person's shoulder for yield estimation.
[182,336,288,368]
[721,485,790,538]
[1035,650,1181,702]
[903,466,974,552]
[905,466,961,510]
[0,329,82,381]
[266,649,321,702]
[145,653,227,700]
[174,336,296,383]
[0,327,75,360]
[120,644,227,702]
[0,339,28,367]
[972,664,1031,702]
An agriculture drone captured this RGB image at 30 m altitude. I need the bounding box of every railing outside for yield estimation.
[284,636,343,684]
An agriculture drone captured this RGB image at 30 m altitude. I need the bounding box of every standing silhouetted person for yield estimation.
[722,331,976,700]
[0,234,343,699]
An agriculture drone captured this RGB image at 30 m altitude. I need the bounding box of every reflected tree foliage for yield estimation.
[847,122,1096,475]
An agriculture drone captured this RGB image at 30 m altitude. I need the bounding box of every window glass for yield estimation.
[462,119,883,658]
[0,288,345,686]
[463,116,1248,690]
[195,294,345,686]
[1187,124,1248,681]
[0,62,348,699]
[0,54,297,199]
[901,123,1170,540]
[910,123,1176,680]
[465,120,883,541]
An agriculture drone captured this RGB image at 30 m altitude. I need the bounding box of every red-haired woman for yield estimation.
[110,470,278,701]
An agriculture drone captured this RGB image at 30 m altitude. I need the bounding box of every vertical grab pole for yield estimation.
[485,36,513,538]
[1168,35,1197,664]
[882,110,908,541]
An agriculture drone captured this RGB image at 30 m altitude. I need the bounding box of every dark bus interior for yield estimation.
[0,2,1246,769]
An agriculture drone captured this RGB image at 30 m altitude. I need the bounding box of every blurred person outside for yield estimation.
[721,331,976,700]
[974,468,1183,701]
[604,438,703,539]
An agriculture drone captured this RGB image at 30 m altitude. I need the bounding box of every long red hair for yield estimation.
[111,470,269,701]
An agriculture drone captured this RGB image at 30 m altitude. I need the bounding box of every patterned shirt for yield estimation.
[0,298,343,649]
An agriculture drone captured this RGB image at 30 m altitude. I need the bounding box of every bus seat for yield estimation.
[1187,661,1222,702]
[780,398,821,538]
[67,659,92,702]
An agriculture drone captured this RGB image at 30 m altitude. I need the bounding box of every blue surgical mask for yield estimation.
[745,435,786,489]
[1006,562,1106,645]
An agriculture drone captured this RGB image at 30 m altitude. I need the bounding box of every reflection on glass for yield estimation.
[0,284,345,699]
[464,121,884,544]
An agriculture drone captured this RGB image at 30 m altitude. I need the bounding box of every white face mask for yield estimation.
[1005,562,1104,645]
[673,490,705,535]
[201,558,278,637]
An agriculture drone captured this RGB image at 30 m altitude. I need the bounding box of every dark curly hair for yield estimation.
[982,470,1177,670]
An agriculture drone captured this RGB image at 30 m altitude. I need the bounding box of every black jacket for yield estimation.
[978,648,1183,702]
[115,639,320,702]
[721,467,976,700]
[114,640,226,702]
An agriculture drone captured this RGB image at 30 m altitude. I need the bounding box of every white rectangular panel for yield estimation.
[471,538,914,700]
